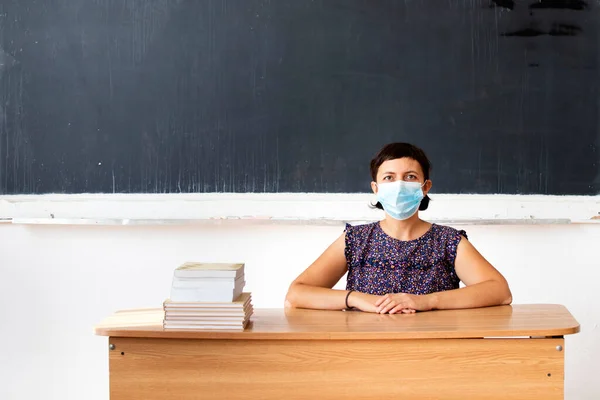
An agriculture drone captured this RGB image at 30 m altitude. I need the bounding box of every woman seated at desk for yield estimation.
[286,142,512,314]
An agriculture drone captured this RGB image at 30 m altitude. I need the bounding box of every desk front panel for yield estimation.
[108,336,564,399]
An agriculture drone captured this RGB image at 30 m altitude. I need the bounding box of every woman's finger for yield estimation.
[375,295,389,307]
[389,304,404,314]
[380,301,399,314]
[376,298,392,313]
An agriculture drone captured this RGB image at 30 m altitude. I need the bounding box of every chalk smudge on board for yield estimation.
[0,46,20,193]
[0,48,18,126]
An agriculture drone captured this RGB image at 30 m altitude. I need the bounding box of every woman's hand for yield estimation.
[347,292,383,313]
[375,293,433,314]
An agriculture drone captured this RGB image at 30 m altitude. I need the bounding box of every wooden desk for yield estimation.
[95,304,579,400]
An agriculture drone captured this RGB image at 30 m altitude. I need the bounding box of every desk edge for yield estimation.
[94,325,581,340]
[93,304,581,340]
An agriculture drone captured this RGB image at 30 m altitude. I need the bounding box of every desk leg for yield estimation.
[107,336,564,400]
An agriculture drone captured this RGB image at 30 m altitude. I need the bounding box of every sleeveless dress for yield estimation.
[344,222,466,295]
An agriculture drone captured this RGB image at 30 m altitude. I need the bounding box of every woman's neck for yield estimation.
[380,214,431,241]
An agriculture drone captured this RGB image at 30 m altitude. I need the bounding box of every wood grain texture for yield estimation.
[95,304,580,340]
[108,337,565,400]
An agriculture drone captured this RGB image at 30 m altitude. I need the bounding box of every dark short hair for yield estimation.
[370,142,432,211]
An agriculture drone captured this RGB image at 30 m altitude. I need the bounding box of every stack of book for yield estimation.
[163,262,253,331]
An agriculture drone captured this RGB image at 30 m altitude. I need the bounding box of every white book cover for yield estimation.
[164,318,248,326]
[174,262,244,279]
[164,292,252,309]
[169,284,244,303]
[163,325,246,331]
[165,313,250,319]
[163,320,250,330]
[171,275,245,289]
[163,304,251,312]
[164,314,250,321]
[164,305,253,316]
[172,275,244,283]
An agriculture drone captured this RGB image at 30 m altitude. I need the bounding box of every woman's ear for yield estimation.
[423,180,432,196]
[371,181,378,195]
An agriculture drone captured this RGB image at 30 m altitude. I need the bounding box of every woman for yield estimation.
[285,142,512,314]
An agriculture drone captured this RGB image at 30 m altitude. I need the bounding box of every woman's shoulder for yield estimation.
[344,221,378,238]
[343,221,380,247]
[430,223,468,241]
[343,222,378,264]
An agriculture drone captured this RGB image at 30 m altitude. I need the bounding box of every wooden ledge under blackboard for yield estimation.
[0,193,598,226]
[3,217,593,226]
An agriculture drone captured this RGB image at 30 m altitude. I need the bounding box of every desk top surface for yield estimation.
[94,304,580,340]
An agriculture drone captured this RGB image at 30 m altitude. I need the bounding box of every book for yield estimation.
[164,313,252,321]
[171,275,244,289]
[163,293,253,332]
[174,262,244,279]
[169,284,244,302]
[164,262,252,332]
[164,292,252,309]
[164,305,253,318]
[169,263,246,302]
[163,320,250,330]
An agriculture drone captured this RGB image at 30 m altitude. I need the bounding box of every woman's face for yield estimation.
[371,157,432,196]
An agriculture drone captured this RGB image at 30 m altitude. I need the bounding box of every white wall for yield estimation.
[0,220,599,400]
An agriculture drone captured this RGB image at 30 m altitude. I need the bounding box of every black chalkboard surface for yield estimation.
[0,0,598,195]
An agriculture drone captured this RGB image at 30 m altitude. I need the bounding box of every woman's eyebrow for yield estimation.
[405,170,420,175]
[381,171,396,175]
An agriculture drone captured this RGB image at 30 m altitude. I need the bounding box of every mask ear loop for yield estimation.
[420,180,430,204]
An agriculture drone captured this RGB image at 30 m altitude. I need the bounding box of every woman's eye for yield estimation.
[406,175,417,180]
[383,176,392,181]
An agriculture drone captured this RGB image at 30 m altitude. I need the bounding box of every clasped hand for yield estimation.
[375,292,435,314]
[349,291,433,314]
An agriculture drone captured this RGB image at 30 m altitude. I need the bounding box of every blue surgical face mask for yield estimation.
[376,180,425,220]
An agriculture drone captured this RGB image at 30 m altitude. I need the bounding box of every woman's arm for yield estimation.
[376,236,512,314]
[427,236,512,310]
[285,233,381,312]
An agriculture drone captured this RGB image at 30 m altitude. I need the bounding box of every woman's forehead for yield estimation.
[378,157,423,174]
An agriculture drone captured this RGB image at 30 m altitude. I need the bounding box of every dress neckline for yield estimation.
[375,221,435,243]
